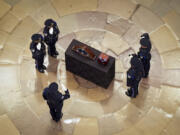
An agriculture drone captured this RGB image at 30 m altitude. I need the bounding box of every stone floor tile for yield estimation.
[107,14,121,24]
[65,99,104,117]
[105,18,133,36]
[114,103,144,130]
[165,107,180,135]
[4,0,21,6]
[0,12,19,33]
[102,32,130,55]
[150,0,172,17]
[11,0,49,19]
[150,25,180,54]
[58,14,79,36]
[132,6,164,32]
[98,114,121,135]
[0,100,7,115]
[113,127,142,135]
[51,0,97,16]
[31,3,59,27]
[170,0,180,15]
[161,48,180,69]
[57,33,76,51]
[0,44,23,64]
[73,118,99,135]
[135,107,172,135]
[0,64,20,90]
[163,10,180,40]
[115,59,126,73]
[162,69,180,87]
[0,31,8,49]
[0,0,11,18]
[0,114,20,135]
[24,92,48,117]
[156,85,180,114]
[133,0,155,7]
[98,0,137,19]
[6,16,41,50]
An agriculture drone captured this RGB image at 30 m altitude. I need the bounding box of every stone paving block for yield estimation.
[11,0,49,19]
[4,0,21,6]
[98,114,121,135]
[58,14,79,36]
[0,44,23,64]
[0,0,11,18]
[161,48,180,69]
[162,69,180,87]
[0,12,19,33]
[115,59,125,73]
[132,6,164,32]
[31,3,59,27]
[107,14,121,24]
[6,16,41,49]
[102,32,130,55]
[150,25,179,54]
[0,114,20,135]
[76,11,107,29]
[0,31,8,49]
[163,10,180,40]
[135,107,172,135]
[65,99,104,117]
[105,18,133,36]
[73,118,99,135]
[0,64,20,90]
[150,0,172,17]
[170,0,180,15]
[133,0,156,7]
[98,0,137,19]
[156,85,180,114]
[51,0,97,16]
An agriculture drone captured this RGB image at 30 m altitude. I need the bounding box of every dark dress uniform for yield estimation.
[30,34,46,73]
[43,19,59,58]
[125,54,144,98]
[43,82,70,122]
[138,33,152,78]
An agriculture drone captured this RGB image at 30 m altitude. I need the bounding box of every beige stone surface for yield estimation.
[102,32,130,55]
[0,31,8,49]
[31,3,59,27]
[170,0,180,15]
[11,0,49,19]
[115,59,126,73]
[161,48,180,69]
[0,114,20,135]
[0,12,19,33]
[132,6,164,32]
[133,0,155,7]
[150,25,180,54]
[4,0,21,6]
[0,64,20,90]
[73,118,99,135]
[51,0,97,16]
[163,10,180,40]
[157,85,180,114]
[0,0,11,18]
[98,0,137,19]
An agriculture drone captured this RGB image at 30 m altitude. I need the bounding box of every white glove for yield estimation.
[49,27,54,35]
[61,83,67,92]
[36,43,41,50]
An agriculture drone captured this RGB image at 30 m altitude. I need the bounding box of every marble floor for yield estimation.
[0,0,180,135]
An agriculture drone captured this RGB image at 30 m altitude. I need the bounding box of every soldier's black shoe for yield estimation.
[38,68,44,73]
[54,51,59,55]
[42,65,46,70]
[51,54,57,58]
[125,91,136,98]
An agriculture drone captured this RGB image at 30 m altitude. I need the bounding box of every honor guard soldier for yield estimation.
[43,19,59,58]
[125,54,144,98]
[138,33,152,78]
[43,82,70,122]
[30,34,46,73]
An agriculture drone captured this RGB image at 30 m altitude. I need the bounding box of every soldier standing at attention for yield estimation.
[43,19,59,58]
[30,34,46,73]
[125,54,144,98]
[43,82,70,122]
[138,33,152,78]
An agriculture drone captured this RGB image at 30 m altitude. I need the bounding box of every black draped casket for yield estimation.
[65,39,115,89]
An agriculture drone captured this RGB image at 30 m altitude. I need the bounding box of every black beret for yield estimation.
[44,19,57,26]
[49,82,58,91]
[140,38,151,47]
[31,34,43,41]
[141,33,149,40]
